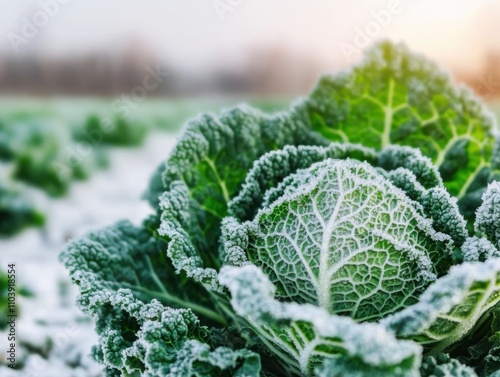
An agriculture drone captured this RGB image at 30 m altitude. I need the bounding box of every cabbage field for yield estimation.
[2,42,500,377]
[0,98,287,377]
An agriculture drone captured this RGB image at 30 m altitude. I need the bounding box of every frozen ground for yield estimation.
[0,131,178,377]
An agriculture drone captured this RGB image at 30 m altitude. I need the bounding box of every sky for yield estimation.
[0,0,498,74]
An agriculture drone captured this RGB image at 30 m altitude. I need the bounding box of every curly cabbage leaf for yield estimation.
[228,143,447,223]
[462,237,500,263]
[60,220,261,376]
[475,182,500,249]
[219,264,422,376]
[420,354,477,377]
[302,41,499,220]
[224,159,454,321]
[228,143,377,222]
[382,259,500,354]
[146,106,327,283]
[453,307,500,376]
[62,41,500,377]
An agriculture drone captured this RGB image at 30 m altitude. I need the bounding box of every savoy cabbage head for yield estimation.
[61,42,500,377]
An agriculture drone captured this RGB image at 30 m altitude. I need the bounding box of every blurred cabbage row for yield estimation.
[0,99,288,238]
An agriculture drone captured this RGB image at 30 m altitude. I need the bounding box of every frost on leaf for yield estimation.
[224,159,454,321]
[229,143,452,238]
[219,264,422,376]
[382,259,500,354]
[228,143,377,222]
[421,188,468,247]
[475,182,500,249]
[302,41,499,220]
[462,237,500,262]
[145,106,321,237]
[147,106,326,283]
[158,181,221,290]
[420,354,478,377]
[229,143,445,223]
[60,219,223,323]
[378,146,443,189]
[90,291,259,377]
[60,220,257,376]
[384,168,426,202]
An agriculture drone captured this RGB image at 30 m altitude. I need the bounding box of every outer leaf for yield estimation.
[148,105,321,215]
[229,143,444,223]
[60,219,224,324]
[421,188,468,247]
[143,162,165,207]
[60,220,261,376]
[454,305,500,376]
[140,338,261,377]
[219,264,422,376]
[158,181,221,290]
[151,106,325,285]
[483,332,500,377]
[228,143,377,222]
[224,159,454,321]
[90,290,260,377]
[302,41,499,219]
[475,182,500,249]
[382,259,500,354]
[420,354,477,377]
[384,167,426,202]
[377,146,443,189]
[462,237,500,262]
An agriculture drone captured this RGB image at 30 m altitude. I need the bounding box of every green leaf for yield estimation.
[143,162,166,208]
[158,181,221,290]
[228,143,377,222]
[151,106,335,292]
[164,340,261,377]
[223,159,453,321]
[60,220,257,375]
[89,290,259,377]
[152,105,321,216]
[421,188,468,247]
[483,332,500,376]
[455,305,500,376]
[377,146,443,189]
[302,41,499,219]
[148,106,326,278]
[382,259,500,355]
[60,219,224,325]
[475,182,500,249]
[0,184,44,237]
[219,264,422,376]
[383,167,426,202]
[462,237,500,262]
[420,354,477,377]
